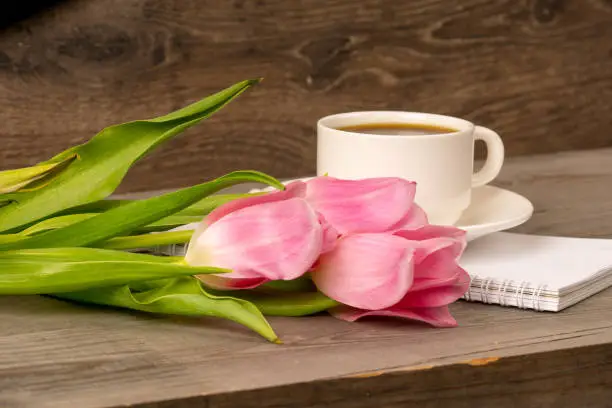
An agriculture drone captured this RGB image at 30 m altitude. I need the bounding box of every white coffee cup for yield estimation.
[316,111,505,225]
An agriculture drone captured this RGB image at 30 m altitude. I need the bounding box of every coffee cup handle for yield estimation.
[472,126,505,187]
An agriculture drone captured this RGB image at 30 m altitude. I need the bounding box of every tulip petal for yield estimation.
[331,305,458,327]
[312,233,415,310]
[410,266,470,292]
[391,203,429,231]
[196,275,268,290]
[303,177,418,234]
[284,180,309,196]
[206,181,307,224]
[395,224,466,245]
[395,225,467,280]
[399,267,470,308]
[186,197,323,283]
[318,213,339,253]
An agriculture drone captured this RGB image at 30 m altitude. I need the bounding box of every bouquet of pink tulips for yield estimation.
[187,177,469,327]
[0,79,469,343]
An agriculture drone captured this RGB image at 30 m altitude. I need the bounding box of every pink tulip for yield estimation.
[185,175,433,293]
[311,225,469,327]
[297,176,428,234]
[185,188,337,289]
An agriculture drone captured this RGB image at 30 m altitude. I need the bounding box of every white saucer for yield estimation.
[453,185,534,241]
[248,178,534,242]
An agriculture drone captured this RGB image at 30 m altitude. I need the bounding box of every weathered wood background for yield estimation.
[1,0,611,192]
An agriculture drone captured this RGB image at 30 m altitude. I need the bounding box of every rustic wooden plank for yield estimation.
[2,147,612,408]
[1,0,611,192]
[155,343,612,408]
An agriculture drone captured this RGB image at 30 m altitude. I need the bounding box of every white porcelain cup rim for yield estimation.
[317,111,476,138]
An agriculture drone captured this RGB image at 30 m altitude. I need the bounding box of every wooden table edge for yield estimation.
[125,341,612,408]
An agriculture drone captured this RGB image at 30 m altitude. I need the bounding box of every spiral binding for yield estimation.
[463,274,548,310]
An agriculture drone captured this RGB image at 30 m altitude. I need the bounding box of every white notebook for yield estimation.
[460,232,612,312]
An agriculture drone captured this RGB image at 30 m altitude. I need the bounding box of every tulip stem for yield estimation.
[260,276,315,292]
[97,230,194,250]
[214,290,340,317]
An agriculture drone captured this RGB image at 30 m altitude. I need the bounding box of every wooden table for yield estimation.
[2,148,612,408]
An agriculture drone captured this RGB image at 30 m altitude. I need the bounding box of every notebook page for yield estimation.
[459,232,612,291]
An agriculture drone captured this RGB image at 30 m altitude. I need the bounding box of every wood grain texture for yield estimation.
[1,0,612,192]
[2,148,612,408]
[149,344,612,408]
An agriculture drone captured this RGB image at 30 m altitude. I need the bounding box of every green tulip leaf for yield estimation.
[20,213,198,237]
[135,215,202,234]
[0,234,24,244]
[135,193,261,233]
[0,247,227,295]
[43,193,263,235]
[0,170,282,251]
[56,199,128,215]
[98,230,193,251]
[20,213,98,236]
[173,193,264,216]
[0,153,77,194]
[0,198,14,209]
[55,276,279,343]
[209,288,339,317]
[0,79,260,233]
[58,193,259,218]
[20,193,258,236]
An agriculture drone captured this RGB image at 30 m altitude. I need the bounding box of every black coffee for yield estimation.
[337,122,457,136]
